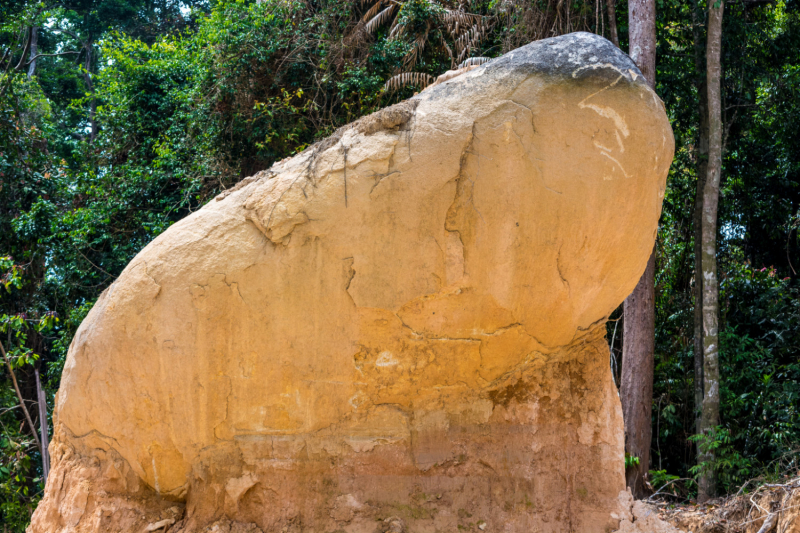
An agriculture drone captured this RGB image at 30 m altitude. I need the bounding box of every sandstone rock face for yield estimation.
[30,32,673,533]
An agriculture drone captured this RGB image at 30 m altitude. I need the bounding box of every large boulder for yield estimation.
[30,32,673,533]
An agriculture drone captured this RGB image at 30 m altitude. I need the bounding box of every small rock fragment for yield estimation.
[145,518,175,532]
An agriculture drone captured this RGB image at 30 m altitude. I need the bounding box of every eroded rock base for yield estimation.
[32,329,625,533]
[30,431,184,532]
[612,490,685,533]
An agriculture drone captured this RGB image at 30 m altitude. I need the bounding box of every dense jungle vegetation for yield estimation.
[1,0,799,528]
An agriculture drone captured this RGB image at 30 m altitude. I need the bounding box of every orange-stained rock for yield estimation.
[30,32,674,533]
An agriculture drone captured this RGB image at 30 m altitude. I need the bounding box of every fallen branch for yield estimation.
[648,478,695,501]
[737,501,800,529]
[755,512,777,533]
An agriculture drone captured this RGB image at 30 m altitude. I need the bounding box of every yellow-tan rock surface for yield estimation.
[29,32,673,533]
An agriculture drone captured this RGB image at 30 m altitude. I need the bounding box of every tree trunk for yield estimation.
[27,26,38,79]
[628,0,656,83]
[691,0,709,444]
[83,41,98,142]
[697,0,724,504]
[621,248,656,497]
[620,0,657,499]
[606,0,620,47]
[35,366,50,481]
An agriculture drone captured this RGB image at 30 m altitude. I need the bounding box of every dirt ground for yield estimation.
[658,477,800,533]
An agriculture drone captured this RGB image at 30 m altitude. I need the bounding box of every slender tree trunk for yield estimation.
[27,26,38,79]
[606,0,620,47]
[691,0,709,443]
[34,366,50,481]
[83,41,98,142]
[697,0,724,504]
[620,0,657,499]
[0,340,44,457]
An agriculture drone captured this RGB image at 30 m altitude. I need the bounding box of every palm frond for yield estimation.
[365,4,397,35]
[455,24,487,63]
[495,0,599,51]
[458,56,491,69]
[439,31,455,68]
[403,34,428,70]
[384,71,435,92]
[388,16,405,39]
[439,9,484,31]
[361,0,384,24]
[454,25,476,55]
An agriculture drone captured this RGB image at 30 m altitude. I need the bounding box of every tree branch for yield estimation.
[755,512,777,533]
[13,26,34,72]
[52,27,81,40]
[26,51,80,64]
[0,337,44,457]
[34,366,50,481]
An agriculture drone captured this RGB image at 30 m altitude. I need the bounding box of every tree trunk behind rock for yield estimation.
[606,0,620,47]
[621,249,656,497]
[628,0,656,84]
[620,0,657,499]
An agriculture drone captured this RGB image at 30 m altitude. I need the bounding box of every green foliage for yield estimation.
[690,428,754,493]
[0,431,38,533]
[650,469,680,487]
[717,263,800,464]
[0,257,23,293]
[642,0,800,498]
[625,453,641,470]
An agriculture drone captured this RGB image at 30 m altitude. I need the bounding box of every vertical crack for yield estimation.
[556,244,571,296]
[342,144,349,208]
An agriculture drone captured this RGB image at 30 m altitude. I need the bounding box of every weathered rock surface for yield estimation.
[30,32,673,533]
[612,490,685,533]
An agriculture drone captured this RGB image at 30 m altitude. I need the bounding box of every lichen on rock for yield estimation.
[29,32,673,533]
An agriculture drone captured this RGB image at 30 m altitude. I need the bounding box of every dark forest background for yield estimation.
[1,0,799,528]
